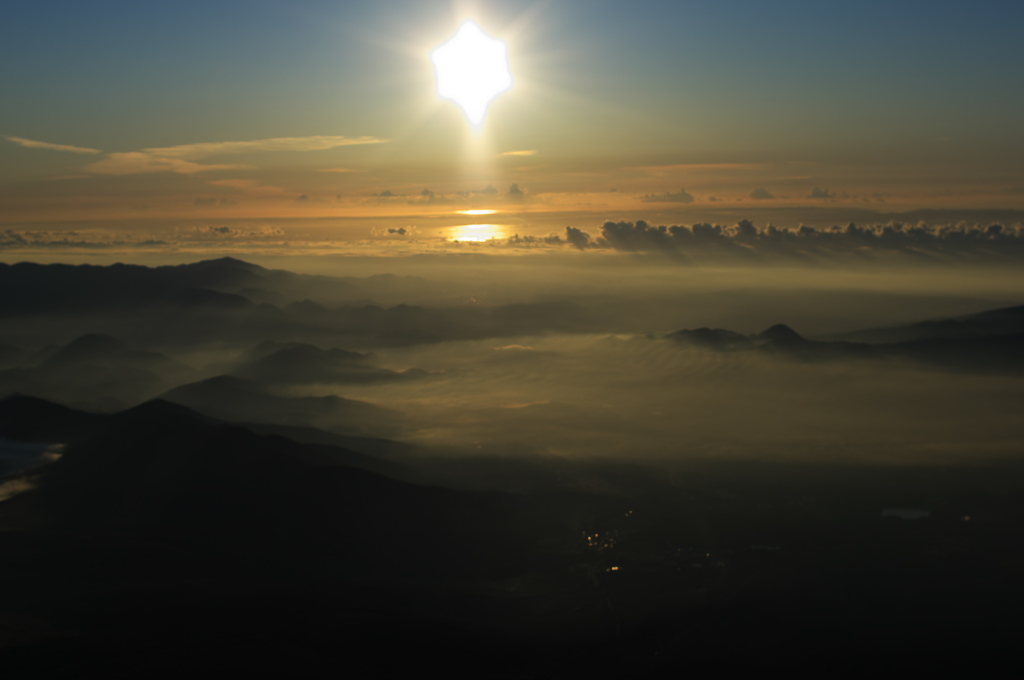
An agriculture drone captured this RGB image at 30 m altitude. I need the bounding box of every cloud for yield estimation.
[564,226,591,250]
[632,163,768,176]
[538,219,1024,260]
[84,135,387,175]
[194,197,238,207]
[365,214,1024,261]
[185,225,285,240]
[640,188,695,204]
[133,135,385,160]
[6,136,102,154]
[500,150,538,157]
[0,228,166,249]
[372,226,420,237]
[318,167,358,173]
[86,153,247,175]
[749,188,775,200]
[207,178,293,197]
[808,187,836,200]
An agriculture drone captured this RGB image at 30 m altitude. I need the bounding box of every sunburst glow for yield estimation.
[431,22,512,127]
[448,223,506,242]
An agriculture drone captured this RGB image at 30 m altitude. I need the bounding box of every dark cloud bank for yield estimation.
[524,219,1024,261]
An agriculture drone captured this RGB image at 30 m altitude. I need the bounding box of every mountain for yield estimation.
[161,375,396,436]
[669,315,1024,373]
[6,397,555,574]
[758,323,804,343]
[837,303,1024,344]
[231,341,417,385]
[0,334,195,410]
[669,323,881,360]
[0,394,106,443]
[0,258,259,316]
[879,333,1024,374]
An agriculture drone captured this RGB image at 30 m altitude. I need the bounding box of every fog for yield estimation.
[4,251,1022,476]
[301,331,1024,469]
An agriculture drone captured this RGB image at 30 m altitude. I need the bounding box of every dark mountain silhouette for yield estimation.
[0,395,419,483]
[670,323,882,360]
[161,375,396,436]
[239,339,367,363]
[20,398,564,574]
[0,258,260,316]
[39,333,189,375]
[0,334,195,410]
[154,286,254,310]
[0,394,106,443]
[758,323,804,342]
[879,333,1024,374]
[670,318,1024,372]
[838,302,1024,343]
[232,341,417,385]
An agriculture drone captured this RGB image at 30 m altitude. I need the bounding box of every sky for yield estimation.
[3,0,1024,247]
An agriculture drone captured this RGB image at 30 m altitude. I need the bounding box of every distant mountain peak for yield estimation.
[115,398,211,423]
[759,324,803,342]
[182,256,264,271]
[167,374,267,396]
[47,334,130,364]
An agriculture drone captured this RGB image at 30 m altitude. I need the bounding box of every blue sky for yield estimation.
[3,0,1023,226]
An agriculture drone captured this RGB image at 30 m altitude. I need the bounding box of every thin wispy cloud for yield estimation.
[85,135,388,175]
[632,163,769,176]
[500,150,538,157]
[6,136,101,154]
[207,178,293,197]
[85,153,248,176]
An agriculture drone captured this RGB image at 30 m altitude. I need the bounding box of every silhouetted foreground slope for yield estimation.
[0,396,638,678]
[33,400,549,575]
[2,396,1024,678]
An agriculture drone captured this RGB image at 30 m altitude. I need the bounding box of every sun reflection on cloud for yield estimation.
[457,209,498,215]
[448,224,506,242]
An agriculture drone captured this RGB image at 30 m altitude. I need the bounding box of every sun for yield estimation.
[431,21,512,127]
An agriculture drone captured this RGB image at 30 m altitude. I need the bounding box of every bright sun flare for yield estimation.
[431,21,512,127]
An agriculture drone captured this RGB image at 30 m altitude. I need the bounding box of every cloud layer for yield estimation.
[6,137,101,154]
[85,135,387,175]
[6,134,387,176]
